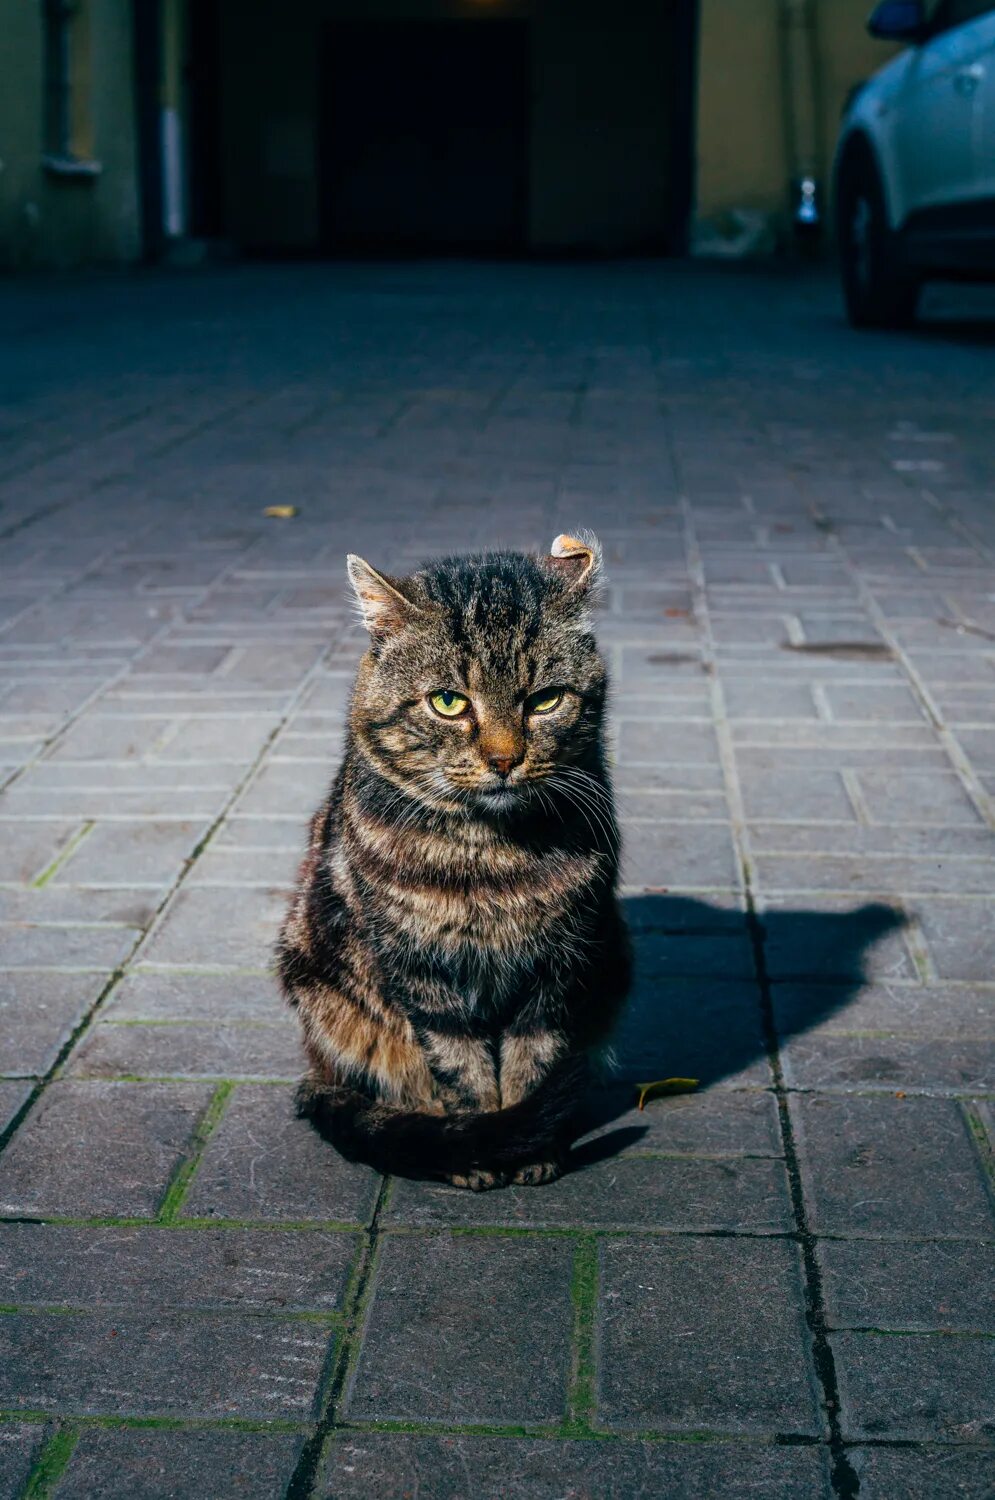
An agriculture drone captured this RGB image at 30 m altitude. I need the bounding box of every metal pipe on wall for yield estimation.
[779,0,824,233]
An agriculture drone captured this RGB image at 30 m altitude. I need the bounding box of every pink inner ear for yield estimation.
[546,551,591,586]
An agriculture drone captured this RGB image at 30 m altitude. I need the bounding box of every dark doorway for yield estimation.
[185,0,225,239]
[319,21,529,254]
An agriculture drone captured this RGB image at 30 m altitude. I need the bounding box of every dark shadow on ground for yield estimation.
[569,894,906,1166]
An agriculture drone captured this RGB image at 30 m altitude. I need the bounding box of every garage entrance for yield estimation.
[319,21,530,254]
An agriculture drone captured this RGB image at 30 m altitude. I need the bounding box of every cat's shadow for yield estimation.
[568,895,906,1170]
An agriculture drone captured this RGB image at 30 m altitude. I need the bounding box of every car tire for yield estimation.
[837,150,920,329]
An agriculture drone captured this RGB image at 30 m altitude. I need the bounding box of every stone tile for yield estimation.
[0,973,105,1076]
[818,1240,995,1334]
[761,898,913,982]
[617,720,720,765]
[138,885,289,969]
[737,767,854,821]
[833,1331,995,1442]
[317,1434,832,1499]
[0,1224,357,1312]
[0,1422,50,1500]
[182,1084,380,1223]
[855,771,984,827]
[0,820,83,884]
[790,1095,993,1237]
[66,1018,303,1080]
[0,1081,31,1133]
[580,1086,783,1158]
[232,760,329,817]
[0,1080,214,1218]
[346,1232,573,1425]
[386,1153,792,1232]
[622,820,739,888]
[916,899,995,982]
[52,820,206,886]
[610,979,771,1089]
[755,852,995,897]
[52,1429,306,1500]
[102,971,286,1023]
[0,1311,332,1419]
[780,1033,995,1093]
[0,921,140,970]
[597,1236,820,1434]
[847,1446,995,1499]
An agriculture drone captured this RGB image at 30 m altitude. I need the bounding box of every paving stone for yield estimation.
[780,1032,995,1093]
[0,1421,50,1500]
[52,820,206,886]
[790,1095,994,1237]
[0,1080,214,1218]
[916,899,995,981]
[102,971,286,1023]
[0,972,105,1076]
[818,1240,995,1334]
[66,1018,303,1080]
[833,1331,995,1442]
[622,820,739,889]
[345,1232,573,1425]
[0,921,139,970]
[579,1085,783,1158]
[847,1445,995,1499]
[386,1153,792,1232]
[317,1434,832,1499]
[610,978,771,1089]
[231,760,330,817]
[737,767,854,821]
[755,852,995,897]
[181,1084,380,1223]
[52,1428,306,1500]
[855,770,984,826]
[760,898,913,982]
[0,1311,332,1418]
[617,720,720,765]
[138,886,289,969]
[0,1224,357,1311]
[0,1080,31,1133]
[0,820,84,884]
[597,1235,820,1434]
[186,844,303,887]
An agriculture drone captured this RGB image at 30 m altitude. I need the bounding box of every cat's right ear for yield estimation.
[347,556,421,639]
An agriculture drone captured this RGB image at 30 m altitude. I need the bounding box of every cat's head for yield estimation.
[347,535,608,813]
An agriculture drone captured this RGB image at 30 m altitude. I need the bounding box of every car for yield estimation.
[834,0,995,327]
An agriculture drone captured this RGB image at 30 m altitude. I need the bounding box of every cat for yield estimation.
[277,532,630,1190]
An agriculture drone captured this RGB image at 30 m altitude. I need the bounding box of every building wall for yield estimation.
[217,0,676,254]
[694,0,899,239]
[0,1,142,270]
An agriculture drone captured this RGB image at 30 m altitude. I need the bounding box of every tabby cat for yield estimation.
[278,532,629,1190]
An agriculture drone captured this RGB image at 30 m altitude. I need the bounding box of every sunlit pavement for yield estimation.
[0,262,993,1498]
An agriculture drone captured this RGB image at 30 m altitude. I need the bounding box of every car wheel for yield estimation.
[837,152,920,329]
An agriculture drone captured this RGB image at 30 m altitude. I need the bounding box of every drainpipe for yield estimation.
[160,0,186,239]
[779,0,823,240]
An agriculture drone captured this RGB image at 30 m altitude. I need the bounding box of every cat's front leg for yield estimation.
[498,1026,569,1187]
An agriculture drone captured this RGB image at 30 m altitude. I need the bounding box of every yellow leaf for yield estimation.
[635,1077,699,1110]
[263,505,298,519]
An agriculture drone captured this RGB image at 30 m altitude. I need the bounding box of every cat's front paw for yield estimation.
[512,1159,563,1187]
[448,1168,508,1192]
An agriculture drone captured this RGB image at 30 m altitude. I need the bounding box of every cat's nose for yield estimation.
[488,753,520,778]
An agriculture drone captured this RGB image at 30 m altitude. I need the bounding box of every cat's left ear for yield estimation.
[545,532,603,596]
[347,555,421,639]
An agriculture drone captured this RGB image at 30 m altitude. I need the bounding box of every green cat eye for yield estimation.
[528,689,563,716]
[429,689,470,719]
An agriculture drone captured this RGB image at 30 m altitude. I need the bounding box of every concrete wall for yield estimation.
[217,0,675,253]
[0,1,142,269]
[694,0,899,240]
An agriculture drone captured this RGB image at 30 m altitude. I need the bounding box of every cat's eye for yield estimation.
[528,688,564,716]
[429,690,470,719]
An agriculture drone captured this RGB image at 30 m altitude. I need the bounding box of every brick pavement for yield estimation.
[0,263,993,1498]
